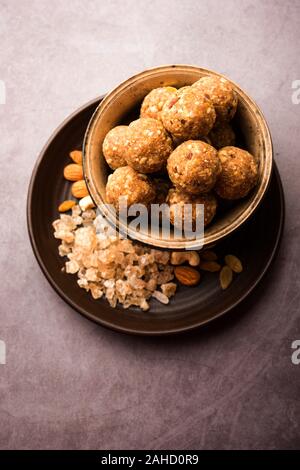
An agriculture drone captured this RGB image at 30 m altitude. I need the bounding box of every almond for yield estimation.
[220,266,233,290]
[225,254,243,273]
[64,164,83,181]
[201,250,218,261]
[200,261,221,272]
[174,266,200,286]
[69,150,83,165]
[71,180,89,198]
[58,200,76,212]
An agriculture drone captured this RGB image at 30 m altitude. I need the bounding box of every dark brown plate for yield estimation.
[27,98,285,336]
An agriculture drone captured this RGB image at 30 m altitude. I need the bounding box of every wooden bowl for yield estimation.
[83,65,273,250]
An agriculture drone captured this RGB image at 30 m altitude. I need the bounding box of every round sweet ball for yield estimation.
[126,117,173,173]
[209,122,235,150]
[161,86,216,141]
[167,140,221,195]
[102,125,131,170]
[215,146,258,200]
[106,166,156,209]
[192,76,238,123]
[140,87,177,121]
[167,188,217,228]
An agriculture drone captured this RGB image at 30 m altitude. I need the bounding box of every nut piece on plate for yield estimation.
[161,86,216,141]
[167,140,221,194]
[201,249,218,261]
[200,261,221,272]
[220,265,233,289]
[174,266,201,286]
[58,200,76,213]
[215,146,258,200]
[192,75,238,123]
[208,122,235,150]
[167,188,217,228]
[225,254,243,273]
[102,125,131,170]
[170,251,200,267]
[126,118,173,173]
[64,163,83,181]
[71,180,89,198]
[69,150,83,165]
[140,87,177,121]
[106,166,156,209]
[79,195,95,211]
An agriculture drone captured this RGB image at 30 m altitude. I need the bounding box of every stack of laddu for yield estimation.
[103,75,258,229]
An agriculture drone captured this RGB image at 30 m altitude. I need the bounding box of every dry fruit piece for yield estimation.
[200,261,221,272]
[79,195,95,211]
[225,254,243,273]
[71,180,89,198]
[58,200,76,212]
[64,164,83,181]
[220,266,233,289]
[69,150,83,165]
[170,251,200,267]
[174,266,201,286]
[201,250,218,261]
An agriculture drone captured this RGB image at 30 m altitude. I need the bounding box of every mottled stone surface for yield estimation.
[0,0,300,450]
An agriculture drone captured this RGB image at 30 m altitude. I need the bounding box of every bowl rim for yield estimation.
[83,64,273,250]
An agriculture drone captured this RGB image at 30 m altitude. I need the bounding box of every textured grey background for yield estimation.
[0,0,300,450]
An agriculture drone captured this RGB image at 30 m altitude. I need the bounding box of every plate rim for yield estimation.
[27,98,285,336]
